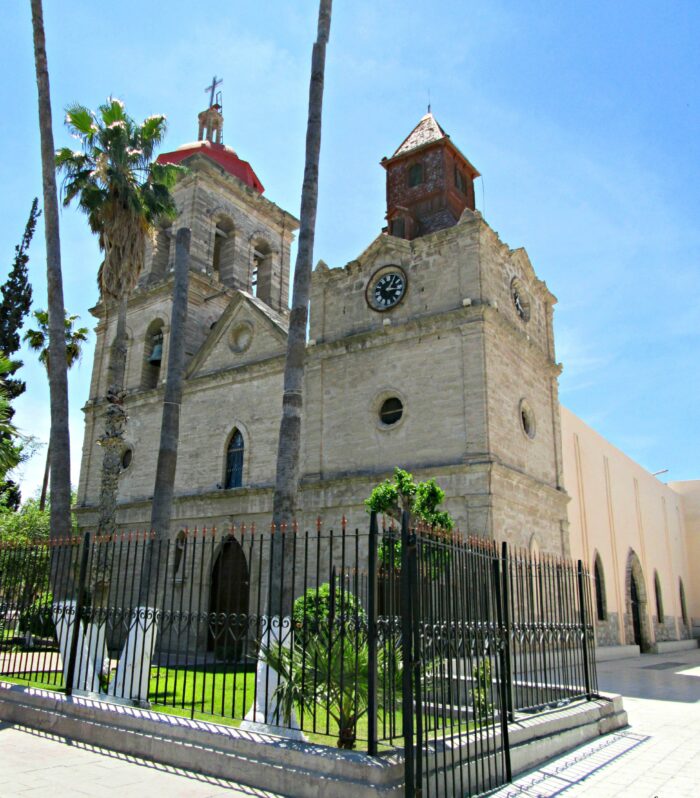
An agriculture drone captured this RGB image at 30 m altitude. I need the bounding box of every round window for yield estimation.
[519,400,536,439]
[380,397,403,426]
[121,448,133,471]
[230,322,253,353]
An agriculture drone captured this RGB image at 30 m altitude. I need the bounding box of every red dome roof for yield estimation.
[157,140,264,194]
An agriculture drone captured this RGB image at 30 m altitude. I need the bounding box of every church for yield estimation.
[75,100,698,653]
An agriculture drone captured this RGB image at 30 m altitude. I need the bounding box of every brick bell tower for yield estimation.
[381,112,480,240]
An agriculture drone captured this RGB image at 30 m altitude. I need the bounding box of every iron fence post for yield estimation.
[500,541,514,721]
[65,531,90,696]
[400,510,415,798]
[577,559,592,700]
[367,511,378,756]
[494,552,513,783]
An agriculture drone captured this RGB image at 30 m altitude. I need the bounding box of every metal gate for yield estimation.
[396,513,597,797]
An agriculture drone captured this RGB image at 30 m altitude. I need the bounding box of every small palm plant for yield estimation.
[262,585,402,749]
[262,626,372,749]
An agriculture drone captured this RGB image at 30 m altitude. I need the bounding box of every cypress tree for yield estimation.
[0,199,38,507]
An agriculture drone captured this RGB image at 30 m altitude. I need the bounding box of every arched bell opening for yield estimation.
[208,536,250,661]
[141,319,165,390]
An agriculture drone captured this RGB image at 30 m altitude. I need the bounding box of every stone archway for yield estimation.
[625,550,653,652]
[208,536,250,660]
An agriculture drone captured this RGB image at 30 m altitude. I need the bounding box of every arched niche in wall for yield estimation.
[212,216,235,283]
[141,319,165,390]
[593,551,607,622]
[625,549,652,652]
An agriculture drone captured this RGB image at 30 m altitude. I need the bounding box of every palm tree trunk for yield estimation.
[39,440,50,512]
[270,0,332,616]
[96,295,128,537]
[30,0,71,544]
[111,230,190,702]
[140,228,190,604]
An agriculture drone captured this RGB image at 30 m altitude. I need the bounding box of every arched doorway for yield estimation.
[208,537,250,660]
[625,550,652,652]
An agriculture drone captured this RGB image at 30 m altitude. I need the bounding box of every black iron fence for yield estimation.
[0,514,597,796]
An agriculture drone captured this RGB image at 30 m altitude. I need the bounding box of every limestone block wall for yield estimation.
[309,215,482,345]
[477,227,553,360]
[484,311,560,490]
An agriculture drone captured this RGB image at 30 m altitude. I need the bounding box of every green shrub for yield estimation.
[472,659,494,723]
[18,592,55,638]
[292,582,366,639]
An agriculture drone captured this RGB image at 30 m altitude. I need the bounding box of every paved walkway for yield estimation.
[493,647,700,798]
[0,648,698,796]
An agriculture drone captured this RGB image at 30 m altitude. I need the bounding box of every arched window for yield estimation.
[141,320,164,390]
[173,530,187,580]
[680,579,689,628]
[594,553,607,622]
[252,239,273,302]
[408,162,424,187]
[212,217,235,281]
[225,429,245,489]
[654,571,664,623]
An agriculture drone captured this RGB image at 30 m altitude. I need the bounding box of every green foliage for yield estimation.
[0,496,50,543]
[261,627,402,749]
[18,592,54,638]
[0,358,24,481]
[472,659,494,723]
[23,309,89,372]
[365,467,455,530]
[0,199,38,508]
[56,99,183,301]
[292,582,367,639]
[366,468,455,575]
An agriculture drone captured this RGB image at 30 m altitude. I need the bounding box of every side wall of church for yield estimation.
[562,406,695,648]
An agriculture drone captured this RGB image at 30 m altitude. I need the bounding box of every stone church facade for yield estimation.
[76,107,569,557]
[74,105,699,650]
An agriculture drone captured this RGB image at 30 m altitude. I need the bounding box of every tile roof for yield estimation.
[392,113,449,157]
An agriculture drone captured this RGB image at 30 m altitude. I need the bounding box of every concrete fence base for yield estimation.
[0,681,627,798]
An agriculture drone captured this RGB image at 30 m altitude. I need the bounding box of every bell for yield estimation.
[149,342,163,364]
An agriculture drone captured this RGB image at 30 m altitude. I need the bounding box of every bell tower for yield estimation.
[381,112,480,240]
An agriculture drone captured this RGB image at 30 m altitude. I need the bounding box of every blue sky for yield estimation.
[1,1,698,498]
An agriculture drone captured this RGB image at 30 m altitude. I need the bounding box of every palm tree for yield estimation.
[24,309,89,510]
[55,100,181,536]
[30,0,72,542]
[271,0,333,614]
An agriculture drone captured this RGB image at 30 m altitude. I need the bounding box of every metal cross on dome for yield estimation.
[205,75,223,108]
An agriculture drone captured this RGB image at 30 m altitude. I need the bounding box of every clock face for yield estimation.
[367,267,407,311]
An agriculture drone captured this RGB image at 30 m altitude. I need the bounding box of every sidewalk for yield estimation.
[493,646,700,797]
[0,648,698,797]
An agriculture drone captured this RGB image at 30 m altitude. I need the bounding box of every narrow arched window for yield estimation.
[680,579,689,628]
[225,430,244,489]
[252,239,273,302]
[173,530,187,579]
[654,572,664,623]
[594,554,607,621]
[212,217,235,282]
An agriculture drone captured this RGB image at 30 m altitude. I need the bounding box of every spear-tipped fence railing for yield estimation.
[0,515,597,794]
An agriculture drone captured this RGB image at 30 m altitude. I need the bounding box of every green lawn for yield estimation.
[0,664,476,752]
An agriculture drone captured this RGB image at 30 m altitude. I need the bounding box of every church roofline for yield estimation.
[177,153,299,230]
